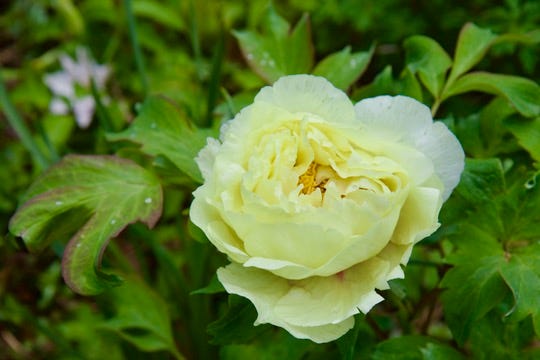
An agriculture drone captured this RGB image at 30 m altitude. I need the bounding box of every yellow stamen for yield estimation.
[298,162,327,195]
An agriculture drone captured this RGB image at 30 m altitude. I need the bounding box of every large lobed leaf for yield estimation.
[441,159,540,345]
[107,96,217,184]
[9,155,163,295]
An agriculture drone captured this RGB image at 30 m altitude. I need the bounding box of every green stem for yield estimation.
[189,0,204,81]
[0,69,50,169]
[124,0,149,96]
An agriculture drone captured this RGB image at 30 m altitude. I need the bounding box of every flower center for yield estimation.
[298,162,328,195]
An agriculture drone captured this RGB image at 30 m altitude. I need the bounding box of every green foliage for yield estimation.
[1,0,539,358]
[98,275,182,358]
[9,155,162,295]
[107,96,218,184]
[233,5,314,83]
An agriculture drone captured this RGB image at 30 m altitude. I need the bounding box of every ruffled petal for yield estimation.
[354,95,432,143]
[218,263,356,343]
[255,74,356,126]
[354,96,464,199]
[413,122,465,200]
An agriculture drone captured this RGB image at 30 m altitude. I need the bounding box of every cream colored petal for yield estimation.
[195,138,221,181]
[390,186,442,245]
[413,122,465,200]
[354,95,432,143]
[190,191,249,263]
[282,318,355,344]
[354,96,464,199]
[217,263,356,343]
[255,75,356,125]
[274,257,388,327]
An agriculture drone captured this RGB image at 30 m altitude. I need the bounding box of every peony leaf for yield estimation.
[8,155,162,295]
[404,35,452,97]
[234,6,313,83]
[207,295,271,345]
[442,72,540,118]
[447,23,497,84]
[456,158,505,204]
[499,243,540,336]
[98,275,181,356]
[440,225,508,345]
[107,96,217,184]
[505,117,540,163]
[312,45,374,90]
[373,336,465,360]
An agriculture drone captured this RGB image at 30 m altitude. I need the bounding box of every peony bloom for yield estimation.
[190,75,464,343]
[44,47,110,129]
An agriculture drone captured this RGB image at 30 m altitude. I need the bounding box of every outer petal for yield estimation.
[354,95,432,143]
[273,257,388,327]
[195,137,221,181]
[217,263,356,343]
[390,186,442,245]
[255,74,357,126]
[412,122,465,200]
[354,96,464,199]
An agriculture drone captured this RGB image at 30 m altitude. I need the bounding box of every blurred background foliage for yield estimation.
[0,0,538,359]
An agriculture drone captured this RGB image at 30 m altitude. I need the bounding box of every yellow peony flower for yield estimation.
[190,74,464,343]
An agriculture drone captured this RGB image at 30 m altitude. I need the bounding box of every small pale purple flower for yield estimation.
[44,47,110,129]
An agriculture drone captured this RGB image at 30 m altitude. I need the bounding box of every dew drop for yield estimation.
[268,60,275,67]
[246,53,254,60]
[111,219,117,225]
[55,201,63,206]
[150,123,157,129]
[349,59,357,67]
[145,197,152,204]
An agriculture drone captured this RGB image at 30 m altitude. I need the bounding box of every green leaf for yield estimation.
[233,7,314,83]
[440,225,508,345]
[107,96,217,184]
[191,274,225,295]
[399,67,424,102]
[505,117,540,163]
[8,155,162,295]
[133,0,184,31]
[220,329,311,360]
[207,295,271,345]
[456,158,505,204]
[373,336,464,360]
[99,275,181,357]
[499,243,540,334]
[312,45,374,90]
[447,23,497,84]
[419,342,466,360]
[443,72,540,118]
[352,66,396,100]
[404,35,452,97]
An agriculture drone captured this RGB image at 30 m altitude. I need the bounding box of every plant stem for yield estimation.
[0,69,50,169]
[124,0,149,97]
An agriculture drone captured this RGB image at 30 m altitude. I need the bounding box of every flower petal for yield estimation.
[255,74,356,125]
[217,263,355,343]
[390,186,442,245]
[413,122,465,200]
[354,95,432,143]
[354,96,464,199]
[72,96,95,129]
